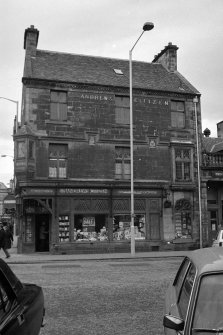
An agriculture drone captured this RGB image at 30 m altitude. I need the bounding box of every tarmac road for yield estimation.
[9,256,184,335]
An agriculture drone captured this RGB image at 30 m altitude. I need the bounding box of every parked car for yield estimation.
[163,247,223,334]
[212,229,223,247]
[0,259,45,334]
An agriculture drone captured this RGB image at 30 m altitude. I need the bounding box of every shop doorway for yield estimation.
[149,213,161,240]
[209,210,218,242]
[35,214,49,252]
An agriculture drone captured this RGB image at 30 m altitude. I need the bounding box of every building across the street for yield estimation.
[201,124,223,245]
[14,25,205,254]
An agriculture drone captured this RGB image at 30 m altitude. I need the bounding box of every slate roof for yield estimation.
[25,49,199,94]
[203,137,223,153]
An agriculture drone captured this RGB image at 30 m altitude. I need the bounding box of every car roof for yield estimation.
[188,247,223,275]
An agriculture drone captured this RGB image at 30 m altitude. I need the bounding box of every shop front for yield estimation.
[18,187,164,253]
[52,187,163,254]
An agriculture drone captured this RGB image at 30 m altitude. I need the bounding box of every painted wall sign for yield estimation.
[133,97,169,106]
[71,91,113,102]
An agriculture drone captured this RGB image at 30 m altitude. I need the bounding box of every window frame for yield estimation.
[177,263,196,321]
[172,147,193,183]
[171,100,185,129]
[115,147,131,180]
[115,96,130,125]
[48,144,68,179]
[50,90,68,121]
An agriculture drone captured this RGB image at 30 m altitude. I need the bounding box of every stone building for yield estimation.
[15,25,203,253]
[202,124,223,245]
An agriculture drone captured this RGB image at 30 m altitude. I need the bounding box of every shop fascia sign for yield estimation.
[114,189,162,196]
[212,171,223,178]
[59,188,108,195]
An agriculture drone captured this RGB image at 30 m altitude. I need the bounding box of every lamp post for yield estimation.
[0,97,19,132]
[193,96,202,248]
[129,22,154,256]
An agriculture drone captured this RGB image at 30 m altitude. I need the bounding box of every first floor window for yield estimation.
[175,148,191,181]
[49,144,67,178]
[115,147,130,180]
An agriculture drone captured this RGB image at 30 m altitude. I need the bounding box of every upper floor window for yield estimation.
[115,147,130,180]
[50,91,67,121]
[49,144,67,178]
[28,140,34,159]
[175,148,191,181]
[115,96,130,125]
[17,141,26,158]
[171,100,185,128]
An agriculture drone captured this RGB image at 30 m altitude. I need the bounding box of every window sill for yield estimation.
[45,120,72,125]
[112,124,135,129]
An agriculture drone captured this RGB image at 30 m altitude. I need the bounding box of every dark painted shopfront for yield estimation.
[19,187,165,253]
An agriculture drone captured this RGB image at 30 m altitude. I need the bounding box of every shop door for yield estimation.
[150,213,161,240]
[35,214,49,252]
[148,199,161,240]
[209,210,218,242]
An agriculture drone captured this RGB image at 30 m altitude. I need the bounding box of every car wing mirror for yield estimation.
[163,314,184,331]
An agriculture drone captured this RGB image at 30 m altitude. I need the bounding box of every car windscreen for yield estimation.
[192,273,223,331]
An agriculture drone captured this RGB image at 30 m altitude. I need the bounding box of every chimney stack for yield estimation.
[152,42,178,72]
[24,25,39,56]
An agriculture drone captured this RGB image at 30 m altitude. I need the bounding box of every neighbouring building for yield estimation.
[202,124,223,245]
[14,25,205,254]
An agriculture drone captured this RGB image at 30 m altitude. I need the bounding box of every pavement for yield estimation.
[1,246,191,264]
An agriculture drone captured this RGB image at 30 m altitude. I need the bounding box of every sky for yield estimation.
[0,0,223,186]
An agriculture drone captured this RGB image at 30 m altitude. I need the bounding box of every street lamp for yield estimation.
[193,96,202,248]
[129,22,154,256]
[0,97,19,132]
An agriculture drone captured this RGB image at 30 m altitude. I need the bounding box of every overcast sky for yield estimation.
[0,0,223,186]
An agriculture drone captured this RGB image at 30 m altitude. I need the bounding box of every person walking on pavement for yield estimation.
[0,223,6,257]
[3,224,13,258]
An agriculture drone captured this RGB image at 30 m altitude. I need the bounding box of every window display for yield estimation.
[59,215,70,242]
[113,215,145,240]
[25,216,33,242]
[74,215,108,242]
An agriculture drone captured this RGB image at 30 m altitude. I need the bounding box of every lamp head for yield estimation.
[143,22,154,31]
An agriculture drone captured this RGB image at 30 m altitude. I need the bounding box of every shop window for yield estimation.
[115,96,130,125]
[74,215,107,242]
[50,91,67,121]
[174,148,191,181]
[49,144,67,178]
[25,216,33,243]
[175,199,192,239]
[171,100,185,128]
[113,214,145,241]
[59,216,70,242]
[115,147,130,180]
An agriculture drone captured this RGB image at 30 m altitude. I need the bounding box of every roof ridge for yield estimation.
[36,49,157,65]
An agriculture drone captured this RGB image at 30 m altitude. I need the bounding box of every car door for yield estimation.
[0,281,27,335]
[164,258,195,334]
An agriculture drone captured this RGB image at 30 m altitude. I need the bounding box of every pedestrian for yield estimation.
[0,223,5,256]
[3,224,13,258]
